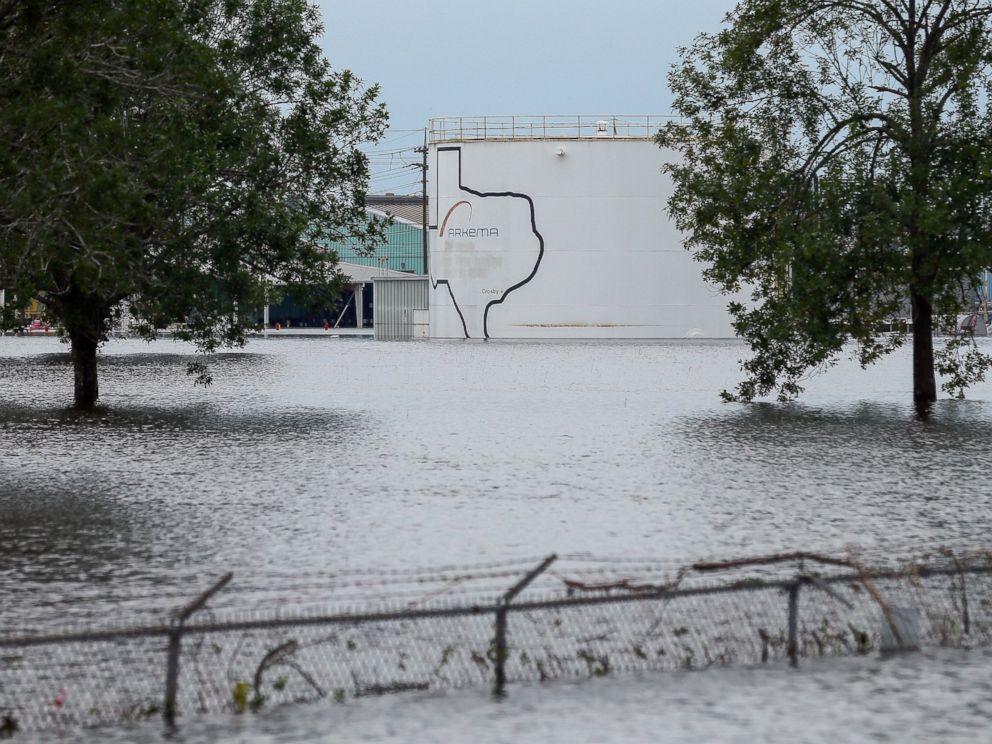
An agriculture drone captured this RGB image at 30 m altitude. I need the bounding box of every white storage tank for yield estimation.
[426,115,741,339]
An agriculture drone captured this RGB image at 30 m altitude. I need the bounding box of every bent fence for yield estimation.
[1,547,991,736]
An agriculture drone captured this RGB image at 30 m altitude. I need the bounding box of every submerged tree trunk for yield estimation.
[56,281,111,409]
[911,288,937,415]
[70,329,100,408]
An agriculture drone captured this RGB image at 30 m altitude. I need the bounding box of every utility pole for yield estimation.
[414,130,428,276]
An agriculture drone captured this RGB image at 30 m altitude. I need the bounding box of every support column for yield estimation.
[355,284,365,328]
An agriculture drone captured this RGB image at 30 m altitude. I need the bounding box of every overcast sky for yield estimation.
[317,0,737,193]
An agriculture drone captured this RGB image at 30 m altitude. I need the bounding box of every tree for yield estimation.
[0,0,386,407]
[659,0,992,414]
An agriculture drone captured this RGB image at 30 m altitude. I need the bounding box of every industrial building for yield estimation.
[265,196,426,330]
[326,195,426,275]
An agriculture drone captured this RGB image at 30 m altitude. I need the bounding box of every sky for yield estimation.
[317,0,738,194]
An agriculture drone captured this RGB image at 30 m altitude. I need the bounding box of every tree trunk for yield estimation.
[70,330,99,408]
[911,288,936,414]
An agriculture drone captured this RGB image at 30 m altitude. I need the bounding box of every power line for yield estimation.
[368,165,419,175]
[373,129,425,146]
[361,145,420,156]
[368,170,416,178]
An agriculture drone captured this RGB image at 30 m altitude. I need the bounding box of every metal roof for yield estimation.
[366,195,425,226]
[337,261,413,284]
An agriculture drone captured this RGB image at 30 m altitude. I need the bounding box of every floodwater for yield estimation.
[3,335,992,740]
[35,647,992,744]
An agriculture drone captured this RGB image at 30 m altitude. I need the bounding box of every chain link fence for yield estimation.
[2,548,991,737]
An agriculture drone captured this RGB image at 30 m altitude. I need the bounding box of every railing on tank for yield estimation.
[428,115,677,143]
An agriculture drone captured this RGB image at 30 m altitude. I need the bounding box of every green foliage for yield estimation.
[486,638,503,664]
[434,644,455,671]
[847,624,872,654]
[0,0,387,402]
[659,0,992,403]
[119,702,161,722]
[232,680,251,713]
[470,650,489,671]
[576,649,609,677]
[935,331,991,398]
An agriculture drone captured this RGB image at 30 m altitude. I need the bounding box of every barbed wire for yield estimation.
[3,548,991,737]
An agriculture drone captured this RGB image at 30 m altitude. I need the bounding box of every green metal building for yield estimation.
[264,197,425,329]
[320,197,425,275]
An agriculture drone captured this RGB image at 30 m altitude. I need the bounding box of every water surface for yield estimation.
[2,336,991,629]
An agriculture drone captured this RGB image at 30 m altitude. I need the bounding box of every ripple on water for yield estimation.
[1,336,991,628]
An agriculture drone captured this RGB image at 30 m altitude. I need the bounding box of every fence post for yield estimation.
[493,601,509,694]
[163,623,182,728]
[492,555,557,696]
[787,580,800,668]
[162,573,233,729]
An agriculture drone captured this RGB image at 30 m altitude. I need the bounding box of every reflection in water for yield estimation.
[0,401,365,631]
[0,400,356,436]
[676,399,992,466]
[667,400,992,558]
[1,343,369,629]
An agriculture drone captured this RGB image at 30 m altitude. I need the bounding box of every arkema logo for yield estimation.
[440,200,500,238]
[447,226,499,237]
